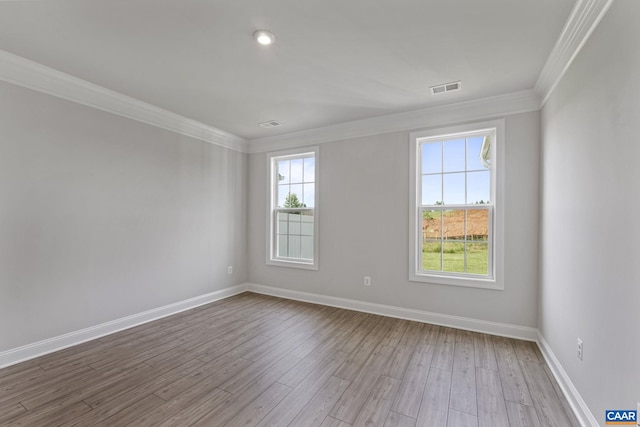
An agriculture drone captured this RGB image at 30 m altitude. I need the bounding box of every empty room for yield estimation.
[0,0,638,426]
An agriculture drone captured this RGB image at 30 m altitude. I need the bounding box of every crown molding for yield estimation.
[0,50,249,153]
[248,89,541,153]
[535,0,615,106]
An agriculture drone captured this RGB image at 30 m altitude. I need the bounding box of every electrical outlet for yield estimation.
[227,266,233,275]
[577,338,583,361]
[364,276,371,286]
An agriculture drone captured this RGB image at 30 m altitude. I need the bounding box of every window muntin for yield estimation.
[268,148,318,269]
[410,121,502,289]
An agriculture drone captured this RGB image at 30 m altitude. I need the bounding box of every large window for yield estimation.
[267,147,319,269]
[409,121,503,289]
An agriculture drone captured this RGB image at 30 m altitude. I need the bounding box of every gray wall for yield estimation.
[248,111,540,327]
[539,0,640,416]
[0,82,247,352]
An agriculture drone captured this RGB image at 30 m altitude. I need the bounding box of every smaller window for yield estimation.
[267,147,319,269]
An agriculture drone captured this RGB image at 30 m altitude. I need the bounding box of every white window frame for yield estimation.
[409,119,504,290]
[266,146,319,270]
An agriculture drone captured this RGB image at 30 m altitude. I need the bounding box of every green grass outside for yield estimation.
[422,242,488,275]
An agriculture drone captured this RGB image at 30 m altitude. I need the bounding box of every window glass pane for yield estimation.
[443,138,465,172]
[442,209,465,240]
[467,171,490,204]
[303,157,315,183]
[467,209,489,241]
[301,236,314,259]
[442,241,465,273]
[302,183,315,208]
[288,213,302,234]
[285,184,303,208]
[290,158,303,184]
[288,235,301,258]
[422,209,442,240]
[443,173,465,204]
[422,175,442,205]
[421,142,442,174]
[277,212,289,234]
[277,160,290,184]
[422,240,442,271]
[301,212,314,236]
[467,136,485,171]
[277,235,288,258]
[277,185,289,208]
[466,242,488,275]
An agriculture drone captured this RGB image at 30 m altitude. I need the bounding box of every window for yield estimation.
[409,120,504,289]
[267,147,319,269]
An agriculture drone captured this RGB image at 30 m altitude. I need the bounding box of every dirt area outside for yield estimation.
[423,209,488,240]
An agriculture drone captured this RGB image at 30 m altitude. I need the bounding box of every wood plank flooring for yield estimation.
[0,292,579,426]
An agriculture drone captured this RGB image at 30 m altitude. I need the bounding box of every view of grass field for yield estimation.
[422,242,488,275]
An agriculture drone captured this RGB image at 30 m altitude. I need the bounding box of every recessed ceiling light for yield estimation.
[253,30,275,46]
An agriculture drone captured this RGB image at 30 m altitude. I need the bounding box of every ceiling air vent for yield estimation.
[429,81,462,95]
[259,120,282,128]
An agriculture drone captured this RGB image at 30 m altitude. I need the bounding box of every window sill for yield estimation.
[267,258,318,271]
[409,271,503,290]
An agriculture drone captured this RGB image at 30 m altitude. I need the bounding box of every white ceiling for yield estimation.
[0,0,575,140]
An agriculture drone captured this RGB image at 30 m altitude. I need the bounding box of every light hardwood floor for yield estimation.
[0,292,580,427]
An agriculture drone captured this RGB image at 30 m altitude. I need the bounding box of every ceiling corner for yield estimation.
[535,0,616,106]
[0,49,248,153]
[248,89,541,154]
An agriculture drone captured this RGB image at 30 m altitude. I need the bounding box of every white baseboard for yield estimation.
[0,280,592,427]
[0,284,248,369]
[247,283,596,424]
[0,280,591,427]
[537,332,597,427]
[246,283,538,341]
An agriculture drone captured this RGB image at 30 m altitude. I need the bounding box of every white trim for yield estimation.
[0,0,615,156]
[0,50,249,153]
[0,284,248,369]
[534,0,615,106]
[248,90,540,153]
[246,283,538,341]
[537,332,598,427]
[0,279,592,426]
